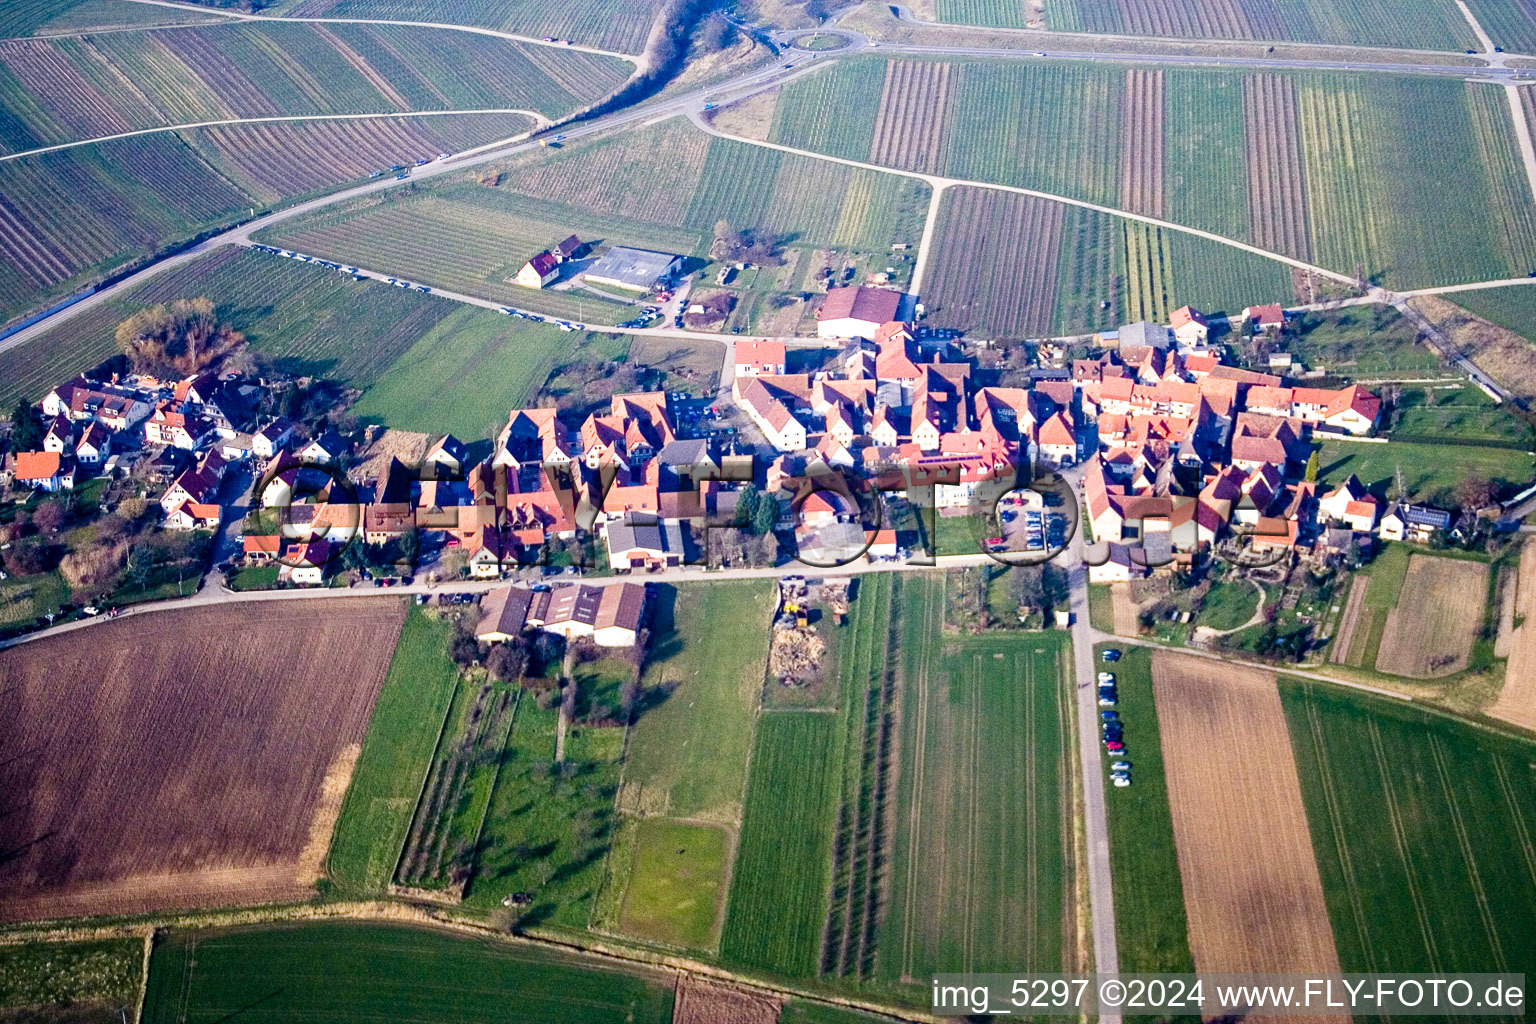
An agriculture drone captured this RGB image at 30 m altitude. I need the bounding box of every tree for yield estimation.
[735,485,761,527]
[31,501,67,535]
[115,297,245,377]
[450,632,481,667]
[696,12,735,52]
[486,641,528,683]
[1455,475,1499,512]
[9,400,44,451]
[750,493,779,536]
[1303,451,1320,483]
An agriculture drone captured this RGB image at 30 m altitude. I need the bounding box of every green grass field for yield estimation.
[780,1002,895,1024]
[720,710,843,976]
[1390,383,1534,445]
[139,922,674,1024]
[615,818,729,950]
[1451,284,1536,343]
[1288,305,1448,376]
[1095,645,1197,982]
[463,705,625,927]
[0,0,220,37]
[1282,682,1536,980]
[1314,439,1534,504]
[878,575,1075,982]
[326,605,459,893]
[622,580,773,822]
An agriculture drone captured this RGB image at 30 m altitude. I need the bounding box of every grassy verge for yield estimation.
[1095,644,1197,1002]
[0,937,142,1020]
[325,605,459,893]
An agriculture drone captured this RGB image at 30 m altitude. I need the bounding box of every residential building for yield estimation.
[525,582,647,646]
[816,286,904,339]
[515,250,560,288]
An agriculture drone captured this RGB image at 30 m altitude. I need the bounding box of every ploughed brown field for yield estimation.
[1492,538,1536,731]
[1374,555,1487,679]
[671,976,781,1024]
[0,598,407,923]
[1151,653,1342,1024]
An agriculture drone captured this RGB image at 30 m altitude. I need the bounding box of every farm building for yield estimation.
[735,340,787,377]
[475,584,535,642]
[516,251,560,288]
[1243,304,1286,331]
[1118,321,1173,351]
[526,581,647,646]
[583,247,682,292]
[817,286,904,339]
[556,234,587,261]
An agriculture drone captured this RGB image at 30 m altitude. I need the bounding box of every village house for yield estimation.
[1378,503,1453,543]
[1318,475,1379,532]
[252,418,297,460]
[143,402,216,450]
[515,250,560,288]
[734,340,787,378]
[243,535,282,563]
[1243,304,1286,333]
[605,513,691,571]
[11,451,74,492]
[1169,305,1209,347]
[42,377,153,434]
[285,539,331,585]
[475,584,536,643]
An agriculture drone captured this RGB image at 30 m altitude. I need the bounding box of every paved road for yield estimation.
[1061,470,1121,998]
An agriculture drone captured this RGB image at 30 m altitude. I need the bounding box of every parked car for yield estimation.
[1102,649,1121,662]
[1112,776,1132,787]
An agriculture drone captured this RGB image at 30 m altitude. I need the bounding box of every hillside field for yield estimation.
[1040,0,1475,49]
[139,922,676,1024]
[763,57,1536,290]
[281,0,661,54]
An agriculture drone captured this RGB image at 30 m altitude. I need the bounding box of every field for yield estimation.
[139,922,676,1024]
[822,574,900,982]
[1283,682,1536,979]
[878,575,1075,981]
[1241,73,1312,260]
[1119,69,1163,217]
[615,818,729,950]
[1374,554,1489,678]
[0,599,407,922]
[767,58,1536,290]
[0,937,142,1022]
[673,976,781,1024]
[868,60,953,175]
[1468,0,1536,53]
[1450,282,1536,343]
[1150,653,1343,1002]
[326,605,459,893]
[1491,537,1536,731]
[1096,646,1195,977]
[0,0,220,37]
[394,674,517,891]
[1314,438,1533,505]
[1042,0,1475,49]
[282,0,661,53]
[921,187,1064,337]
[0,247,584,433]
[462,706,625,926]
[720,711,842,976]
[1287,304,1448,376]
[1389,382,1533,445]
[190,112,536,203]
[619,581,774,822]
[0,24,625,150]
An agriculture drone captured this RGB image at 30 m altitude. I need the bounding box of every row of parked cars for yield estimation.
[617,305,662,329]
[1098,648,1132,787]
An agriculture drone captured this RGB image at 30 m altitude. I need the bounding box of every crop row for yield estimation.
[1119,68,1164,218]
[869,59,952,176]
[285,0,658,54]
[1241,73,1312,260]
[1046,0,1470,48]
[194,113,532,202]
[0,21,623,149]
[820,573,899,979]
[720,711,844,976]
[924,187,1066,338]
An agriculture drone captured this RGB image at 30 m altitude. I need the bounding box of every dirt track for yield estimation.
[0,599,406,922]
[1152,653,1343,1021]
[1491,538,1536,731]
[1330,575,1369,666]
[1374,555,1487,678]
